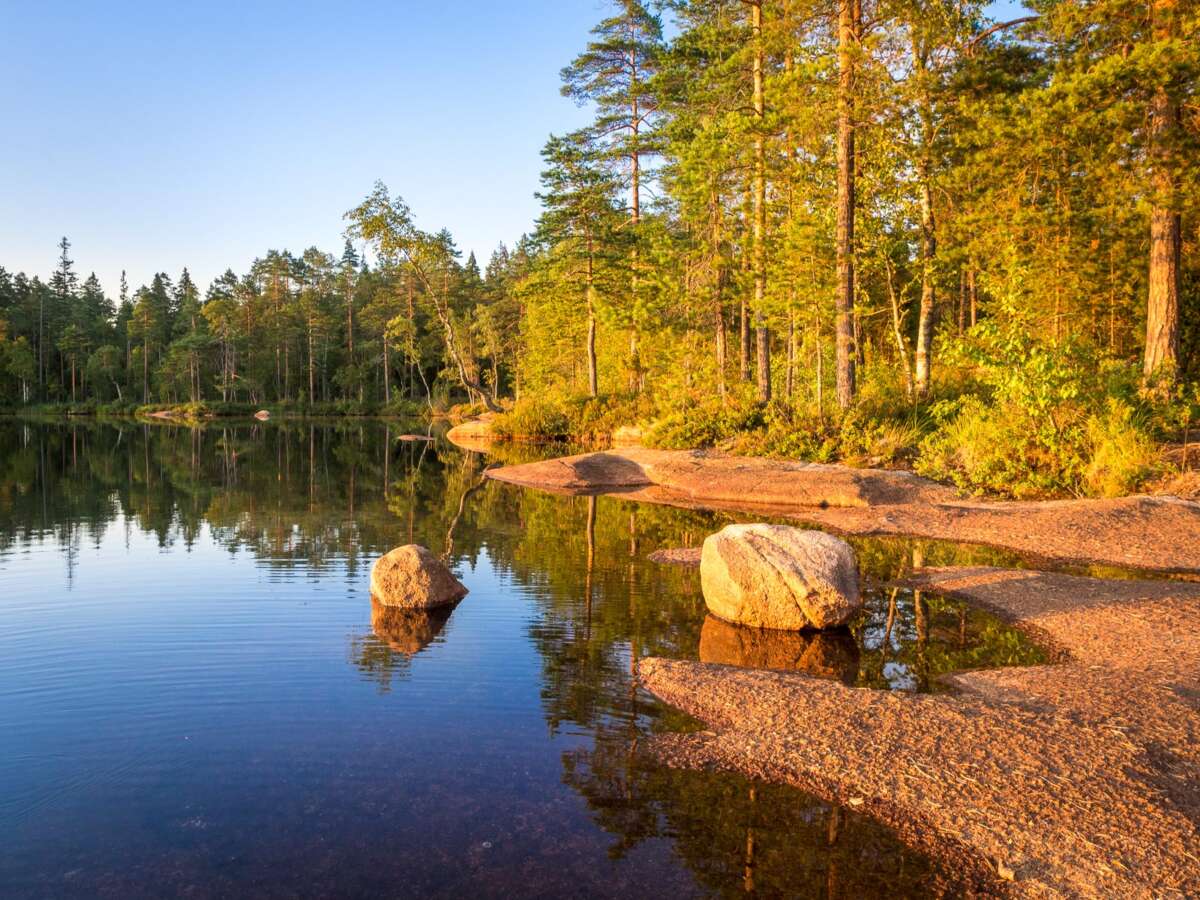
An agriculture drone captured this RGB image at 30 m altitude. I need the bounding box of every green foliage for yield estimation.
[913,317,1167,497]
[491,398,572,441]
[1084,399,1163,498]
[647,397,765,450]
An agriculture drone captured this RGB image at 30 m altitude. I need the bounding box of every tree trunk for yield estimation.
[834,0,859,409]
[786,310,795,399]
[712,187,728,397]
[1144,2,1181,383]
[884,255,915,399]
[913,42,936,399]
[404,259,501,412]
[383,337,391,404]
[740,299,751,381]
[914,161,936,397]
[715,274,728,397]
[586,237,599,398]
[308,324,316,402]
[751,0,771,404]
[628,35,643,395]
[968,267,977,327]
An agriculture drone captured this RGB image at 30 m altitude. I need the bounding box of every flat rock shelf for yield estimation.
[638,567,1200,898]
[488,448,1200,573]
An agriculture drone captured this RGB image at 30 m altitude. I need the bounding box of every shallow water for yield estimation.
[0,420,1044,898]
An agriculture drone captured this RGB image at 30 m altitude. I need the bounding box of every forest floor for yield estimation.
[638,568,1200,898]
[484,446,1200,574]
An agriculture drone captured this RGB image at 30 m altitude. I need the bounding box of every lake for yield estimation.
[0,420,1044,898]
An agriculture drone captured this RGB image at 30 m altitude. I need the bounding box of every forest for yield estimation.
[1,0,1196,498]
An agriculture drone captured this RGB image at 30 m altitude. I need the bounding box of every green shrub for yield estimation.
[491,398,571,440]
[646,397,764,449]
[1084,399,1162,497]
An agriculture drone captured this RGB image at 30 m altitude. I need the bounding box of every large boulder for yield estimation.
[370,544,468,609]
[700,524,861,629]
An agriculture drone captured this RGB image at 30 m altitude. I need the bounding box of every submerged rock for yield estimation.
[700,524,861,630]
[370,544,468,609]
[647,547,702,567]
[699,615,860,685]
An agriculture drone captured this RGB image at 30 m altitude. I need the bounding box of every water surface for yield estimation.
[0,420,1043,898]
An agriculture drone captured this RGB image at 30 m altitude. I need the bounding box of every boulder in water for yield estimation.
[254,409,270,421]
[700,524,861,630]
[370,544,468,609]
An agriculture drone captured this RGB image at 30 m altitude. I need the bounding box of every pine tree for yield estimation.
[562,0,664,391]
[534,130,626,397]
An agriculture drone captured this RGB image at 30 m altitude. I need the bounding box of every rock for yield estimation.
[700,524,861,629]
[370,597,452,655]
[488,447,953,507]
[446,414,496,449]
[396,434,434,442]
[254,409,270,421]
[611,425,643,447]
[370,544,469,609]
[488,451,653,494]
[699,615,860,685]
[647,547,703,568]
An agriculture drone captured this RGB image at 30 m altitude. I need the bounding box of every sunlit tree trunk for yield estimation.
[586,235,599,398]
[835,0,859,409]
[751,0,771,403]
[1143,0,1181,384]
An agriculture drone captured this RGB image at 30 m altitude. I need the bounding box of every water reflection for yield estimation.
[0,418,1048,896]
[371,599,455,655]
[349,601,455,693]
[699,615,861,685]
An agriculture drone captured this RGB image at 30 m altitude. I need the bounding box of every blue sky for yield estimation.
[2,1,1026,298]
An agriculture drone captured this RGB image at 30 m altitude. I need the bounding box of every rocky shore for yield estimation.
[486,448,1200,573]
[639,568,1200,898]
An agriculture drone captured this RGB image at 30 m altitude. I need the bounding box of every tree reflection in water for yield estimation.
[0,419,1045,896]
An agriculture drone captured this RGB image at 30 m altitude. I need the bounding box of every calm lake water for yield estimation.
[0,420,1045,898]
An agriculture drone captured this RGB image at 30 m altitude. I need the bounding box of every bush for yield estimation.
[491,398,571,440]
[646,397,764,449]
[1084,399,1162,497]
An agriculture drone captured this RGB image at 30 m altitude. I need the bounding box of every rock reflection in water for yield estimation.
[371,598,454,654]
[351,599,454,691]
[699,615,861,685]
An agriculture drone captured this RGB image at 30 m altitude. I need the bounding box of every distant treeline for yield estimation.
[0,235,523,412]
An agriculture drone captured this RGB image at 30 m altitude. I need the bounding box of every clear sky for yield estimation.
[1,1,601,296]
[2,1,1027,299]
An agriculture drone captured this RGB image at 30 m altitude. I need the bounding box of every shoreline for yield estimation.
[485,447,1200,574]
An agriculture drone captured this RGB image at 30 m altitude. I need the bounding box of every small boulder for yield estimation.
[254,409,270,421]
[700,524,861,629]
[611,425,643,447]
[370,544,469,609]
